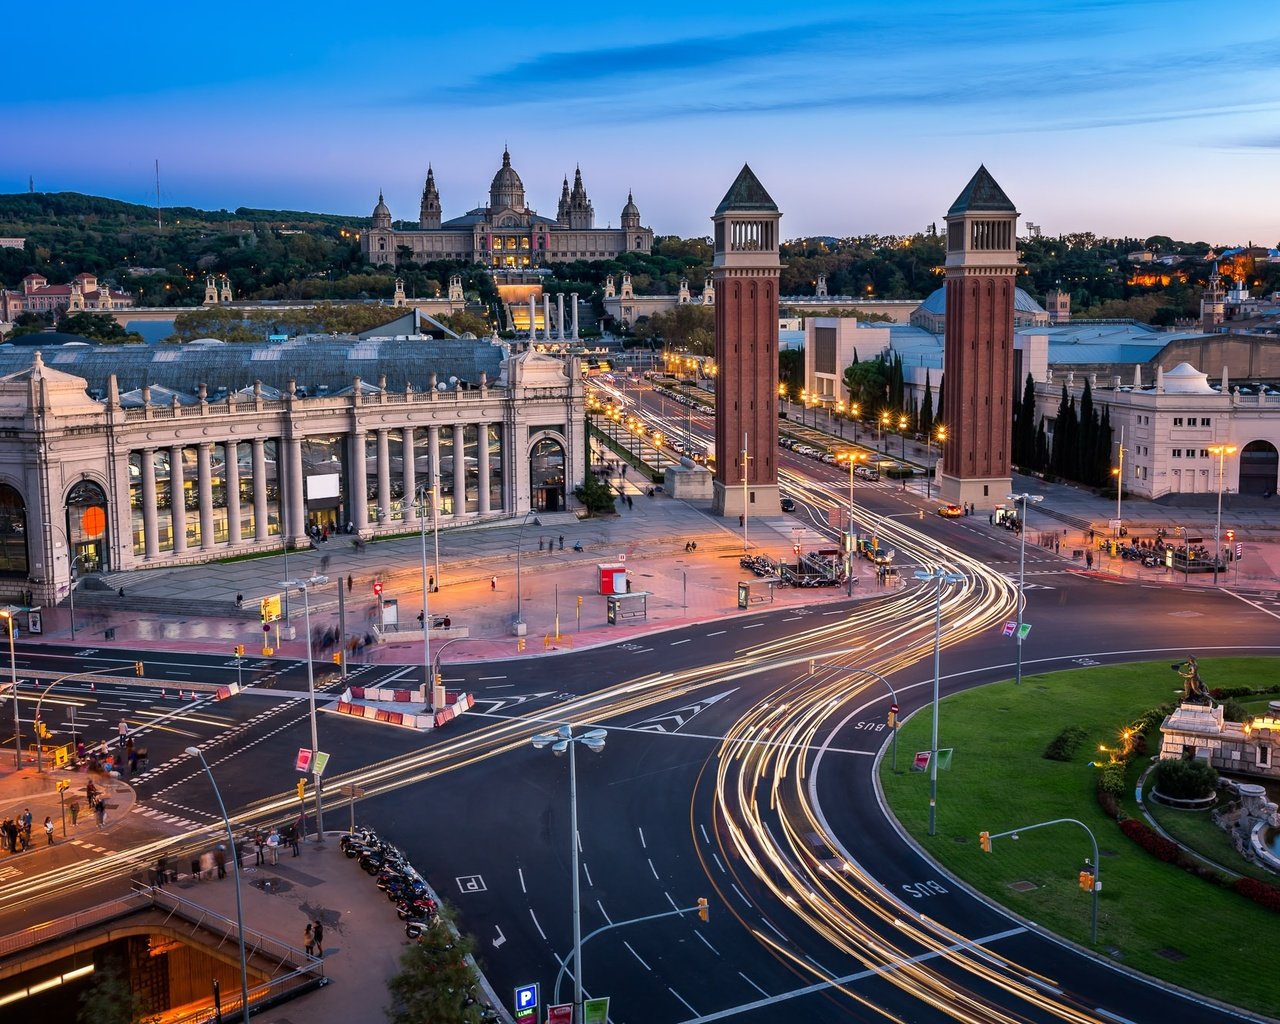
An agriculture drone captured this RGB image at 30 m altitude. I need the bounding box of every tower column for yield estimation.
[403,427,418,525]
[376,428,391,525]
[453,423,467,518]
[477,423,491,515]
[556,293,565,341]
[197,443,215,550]
[170,446,187,555]
[253,439,269,543]
[571,293,579,339]
[140,449,158,559]
[225,442,242,546]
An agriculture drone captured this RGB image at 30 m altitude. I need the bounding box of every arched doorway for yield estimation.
[1239,440,1278,497]
[0,484,29,577]
[66,480,109,573]
[529,437,566,513]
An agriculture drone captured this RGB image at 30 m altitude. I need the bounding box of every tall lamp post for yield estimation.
[913,569,964,836]
[1207,444,1237,586]
[532,724,607,1024]
[898,414,908,461]
[879,411,890,454]
[416,485,434,704]
[849,402,860,445]
[1007,492,1043,686]
[837,451,865,597]
[281,575,327,836]
[186,747,251,1024]
[928,425,946,500]
[1,607,19,768]
[514,509,541,633]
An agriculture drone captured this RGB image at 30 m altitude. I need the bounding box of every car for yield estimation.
[937,503,964,518]
[780,497,796,512]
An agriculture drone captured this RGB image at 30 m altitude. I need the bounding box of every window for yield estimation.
[1200,417,1211,426]
[1172,417,1183,427]
[1172,449,1183,458]
[1199,449,1209,458]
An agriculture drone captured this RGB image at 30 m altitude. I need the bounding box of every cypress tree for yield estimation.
[1079,379,1095,484]
[920,370,934,436]
[1051,384,1070,475]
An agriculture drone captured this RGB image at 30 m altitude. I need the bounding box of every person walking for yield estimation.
[95,798,107,827]
[44,817,54,845]
[490,575,497,591]
[304,923,315,957]
[312,919,324,957]
[118,718,128,748]
[68,800,80,828]
[214,844,227,879]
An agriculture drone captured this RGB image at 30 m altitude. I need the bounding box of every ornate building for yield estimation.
[362,149,653,268]
[1,273,134,322]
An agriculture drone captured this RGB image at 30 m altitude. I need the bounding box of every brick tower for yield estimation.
[711,165,782,518]
[938,166,1019,511]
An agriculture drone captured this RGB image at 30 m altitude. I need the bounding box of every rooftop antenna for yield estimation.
[155,159,163,233]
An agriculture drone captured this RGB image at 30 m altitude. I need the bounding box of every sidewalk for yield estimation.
[0,760,136,854]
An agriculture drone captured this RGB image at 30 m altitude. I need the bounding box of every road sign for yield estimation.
[1017,623,1032,639]
[912,751,931,771]
[583,998,611,1024]
[513,983,539,1024]
[260,594,282,623]
[1001,621,1016,637]
[889,702,899,715]
[295,748,313,773]
[1236,542,1243,559]
[313,751,331,776]
[547,1005,573,1024]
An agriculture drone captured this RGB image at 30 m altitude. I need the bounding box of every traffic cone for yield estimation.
[187,690,197,700]
[160,688,168,699]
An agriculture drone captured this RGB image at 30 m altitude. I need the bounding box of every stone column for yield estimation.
[351,431,368,530]
[286,437,305,543]
[428,425,441,511]
[556,293,565,341]
[543,294,552,344]
[402,427,418,525]
[225,441,242,546]
[170,445,187,554]
[140,448,158,558]
[253,439,269,542]
[477,423,491,515]
[529,295,537,342]
[452,423,467,518]
[571,292,579,339]
[376,429,391,525]
[197,442,215,550]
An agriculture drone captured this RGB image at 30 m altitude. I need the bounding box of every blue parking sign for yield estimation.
[514,982,539,1022]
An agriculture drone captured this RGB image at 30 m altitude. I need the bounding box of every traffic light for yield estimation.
[979,831,991,853]
[697,897,709,922]
[517,637,526,652]
[792,543,801,556]
[577,595,583,607]
[134,661,144,676]
[1225,530,1235,542]
[887,711,897,728]
[37,720,50,740]
[1078,870,1093,892]
[297,779,306,801]
[56,779,70,794]
[332,652,342,665]
[234,644,245,657]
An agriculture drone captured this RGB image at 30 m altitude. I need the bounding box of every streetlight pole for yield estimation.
[1008,492,1043,686]
[282,575,327,836]
[913,569,964,836]
[532,724,607,1024]
[417,485,433,705]
[838,452,863,597]
[2,608,18,768]
[1208,444,1236,586]
[1113,425,1125,537]
[514,509,540,632]
[187,747,251,1024]
[898,415,908,462]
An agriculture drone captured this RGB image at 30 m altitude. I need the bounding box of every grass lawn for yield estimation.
[878,657,1280,1017]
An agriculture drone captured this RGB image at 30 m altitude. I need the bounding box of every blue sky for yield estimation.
[6,0,1280,244]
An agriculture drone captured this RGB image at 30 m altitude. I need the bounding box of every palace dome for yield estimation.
[489,148,525,210]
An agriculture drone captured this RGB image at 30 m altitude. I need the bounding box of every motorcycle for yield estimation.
[397,896,439,920]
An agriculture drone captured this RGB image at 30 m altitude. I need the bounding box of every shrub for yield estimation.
[1098,762,1126,796]
[1118,818,1181,863]
[1044,725,1087,762]
[1221,698,1248,723]
[1095,787,1121,819]
[1153,757,1218,800]
[1233,877,1280,914]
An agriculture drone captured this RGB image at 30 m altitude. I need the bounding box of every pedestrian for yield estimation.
[215,844,227,879]
[429,575,435,593]
[255,832,266,866]
[95,798,107,827]
[1086,550,1094,569]
[313,919,324,957]
[289,824,300,856]
[304,923,315,957]
[191,854,202,880]
[346,573,353,593]
[69,800,80,827]
[490,575,497,591]
[129,748,139,774]
[118,718,128,748]
[559,535,565,550]
[156,856,169,887]
[538,536,545,551]
[627,495,633,509]
[44,817,54,845]
[320,554,331,572]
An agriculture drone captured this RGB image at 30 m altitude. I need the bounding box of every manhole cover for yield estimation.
[251,877,292,894]
[1156,948,1187,961]
[1008,880,1038,893]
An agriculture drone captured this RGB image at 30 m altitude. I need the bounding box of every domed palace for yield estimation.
[362,149,653,268]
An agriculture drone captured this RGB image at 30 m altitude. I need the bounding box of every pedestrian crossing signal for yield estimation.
[134,661,144,676]
[979,831,991,853]
[234,644,245,657]
[517,637,526,652]
[1078,870,1093,891]
[331,652,342,665]
[697,897,709,922]
[297,779,306,801]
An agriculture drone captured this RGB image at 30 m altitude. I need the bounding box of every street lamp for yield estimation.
[1207,444,1237,586]
[186,746,251,1024]
[280,575,327,836]
[879,411,890,453]
[834,401,845,438]
[1,607,19,768]
[928,425,946,500]
[849,402,860,445]
[1007,493,1044,686]
[532,724,606,1024]
[416,485,434,705]
[913,568,965,836]
[836,451,865,597]
[898,414,908,461]
[514,509,541,632]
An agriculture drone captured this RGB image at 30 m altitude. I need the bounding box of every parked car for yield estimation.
[780,497,796,512]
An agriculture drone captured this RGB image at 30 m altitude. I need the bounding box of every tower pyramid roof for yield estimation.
[947,165,1016,215]
[715,165,778,214]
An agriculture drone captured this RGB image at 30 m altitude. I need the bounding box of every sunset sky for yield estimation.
[7,0,1280,244]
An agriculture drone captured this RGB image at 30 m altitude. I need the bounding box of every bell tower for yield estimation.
[938,166,1019,511]
[711,165,782,518]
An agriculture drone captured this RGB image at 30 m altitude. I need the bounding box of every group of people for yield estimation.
[1,809,53,851]
[252,823,301,866]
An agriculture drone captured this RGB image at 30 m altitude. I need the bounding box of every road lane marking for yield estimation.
[583,863,593,886]
[742,624,764,630]
[737,972,768,997]
[638,826,647,849]
[699,824,710,844]
[712,853,725,873]
[671,639,692,646]
[730,883,750,906]
[1225,589,1280,623]
[529,908,546,941]
[625,941,651,970]
[648,858,660,880]
[596,899,612,923]
[518,867,526,894]
[696,931,719,955]
[668,987,697,1015]
[706,630,726,636]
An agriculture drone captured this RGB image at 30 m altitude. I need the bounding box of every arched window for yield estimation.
[66,479,109,573]
[1239,440,1278,496]
[529,437,566,513]
[0,484,28,576]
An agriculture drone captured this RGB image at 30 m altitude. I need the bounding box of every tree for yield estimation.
[574,467,617,516]
[78,957,155,1024]
[56,311,144,343]
[919,371,934,436]
[843,358,888,412]
[1013,373,1036,468]
[386,917,483,1024]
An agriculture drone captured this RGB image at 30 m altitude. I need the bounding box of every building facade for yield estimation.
[712,165,782,518]
[1,273,134,322]
[0,339,584,607]
[362,150,653,269]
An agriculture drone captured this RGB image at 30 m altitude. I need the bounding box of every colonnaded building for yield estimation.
[362,149,653,268]
[0,336,584,608]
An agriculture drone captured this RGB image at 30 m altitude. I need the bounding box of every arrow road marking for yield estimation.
[471,691,557,713]
[632,689,738,734]
[492,925,506,949]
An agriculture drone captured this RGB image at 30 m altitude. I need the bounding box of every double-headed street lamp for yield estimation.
[849,402,860,445]
[913,568,965,836]
[1207,444,1237,586]
[532,724,607,1024]
[186,746,251,1024]
[416,485,435,705]
[514,509,541,633]
[927,425,946,499]
[879,411,890,454]
[836,451,866,597]
[281,575,327,835]
[898,414,908,461]
[1,606,20,768]
[1007,492,1044,686]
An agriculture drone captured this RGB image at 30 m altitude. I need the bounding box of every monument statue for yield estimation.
[1172,656,1212,705]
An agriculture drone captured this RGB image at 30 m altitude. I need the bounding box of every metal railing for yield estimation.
[0,889,151,959]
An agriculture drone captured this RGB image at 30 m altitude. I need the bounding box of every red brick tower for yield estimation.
[939,166,1019,511]
[711,166,781,518]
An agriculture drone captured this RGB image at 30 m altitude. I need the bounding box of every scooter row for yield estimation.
[341,827,439,938]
